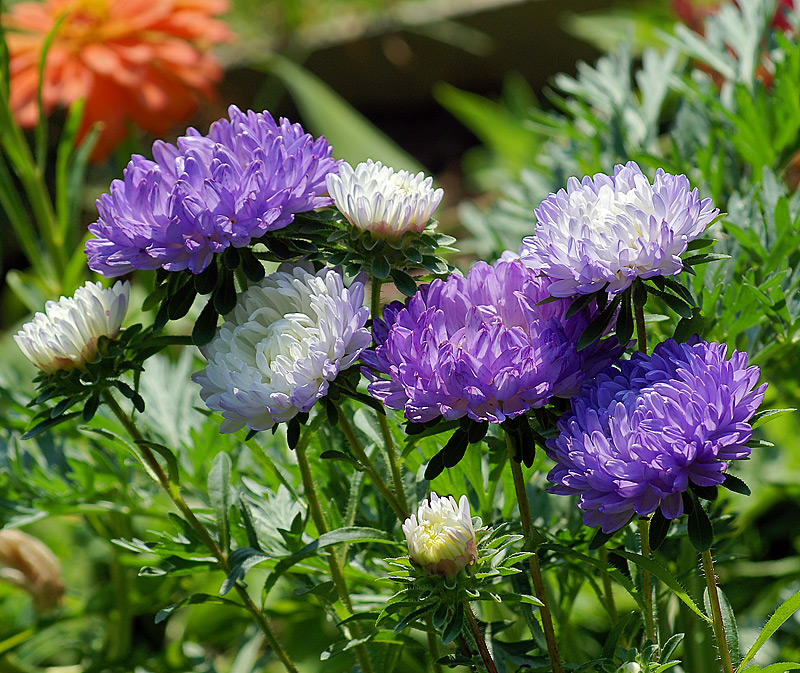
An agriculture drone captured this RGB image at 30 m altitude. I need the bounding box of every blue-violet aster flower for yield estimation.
[518,162,719,297]
[192,264,370,433]
[85,105,339,276]
[362,259,624,424]
[546,337,767,533]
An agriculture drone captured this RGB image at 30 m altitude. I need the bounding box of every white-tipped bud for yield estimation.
[616,663,642,673]
[402,492,477,576]
[0,529,64,611]
[326,159,444,239]
[14,280,129,373]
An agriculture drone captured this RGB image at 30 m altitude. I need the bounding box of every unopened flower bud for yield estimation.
[616,663,641,673]
[0,529,64,611]
[14,280,129,373]
[402,493,477,576]
[326,159,443,239]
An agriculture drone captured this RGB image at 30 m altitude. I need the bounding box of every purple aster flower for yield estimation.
[85,105,339,276]
[362,259,624,424]
[546,337,767,533]
[518,162,719,297]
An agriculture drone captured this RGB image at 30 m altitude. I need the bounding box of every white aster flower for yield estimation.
[518,161,719,297]
[326,159,444,239]
[192,265,371,433]
[402,492,477,577]
[14,281,130,373]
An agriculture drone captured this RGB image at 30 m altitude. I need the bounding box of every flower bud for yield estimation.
[402,493,477,576]
[14,280,129,373]
[0,529,64,611]
[616,663,641,673]
[326,159,443,239]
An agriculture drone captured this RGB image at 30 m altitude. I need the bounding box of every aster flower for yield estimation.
[85,106,339,276]
[546,337,767,534]
[362,259,623,425]
[402,492,477,576]
[518,162,719,297]
[326,160,444,239]
[5,0,231,161]
[192,265,370,433]
[14,281,130,374]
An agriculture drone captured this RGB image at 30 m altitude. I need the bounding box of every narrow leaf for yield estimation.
[738,591,800,671]
[209,452,232,553]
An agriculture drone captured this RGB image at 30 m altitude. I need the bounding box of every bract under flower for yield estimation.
[86,106,339,276]
[363,259,623,424]
[14,281,130,374]
[546,337,767,533]
[518,162,719,297]
[326,159,444,239]
[192,265,370,433]
[403,492,477,576]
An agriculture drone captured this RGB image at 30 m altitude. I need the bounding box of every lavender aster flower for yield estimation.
[86,105,339,276]
[546,338,767,533]
[362,259,624,424]
[192,264,370,433]
[519,162,719,297]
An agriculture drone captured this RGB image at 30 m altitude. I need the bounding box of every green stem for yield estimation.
[505,435,563,673]
[425,615,445,673]
[598,547,619,624]
[639,516,657,646]
[295,440,375,673]
[463,603,498,673]
[335,402,408,520]
[101,390,299,673]
[701,550,735,673]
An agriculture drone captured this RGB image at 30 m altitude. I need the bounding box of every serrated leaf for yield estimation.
[722,473,751,496]
[737,591,800,671]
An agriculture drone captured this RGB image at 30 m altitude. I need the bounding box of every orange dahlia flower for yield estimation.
[5,0,232,160]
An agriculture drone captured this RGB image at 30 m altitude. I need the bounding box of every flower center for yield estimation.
[61,0,111,45]
[256,315,318,375]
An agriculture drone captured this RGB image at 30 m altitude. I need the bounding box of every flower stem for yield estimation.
[638,516,657,646]
[101,390,299,673]
[634,304,648,355]
[598,547,619,624]
[426,616,445,673]
[335,402,409,520]
[463,603,498,673]
[295,440,375,673]
[505,435,563,673]
[701,550,735,673]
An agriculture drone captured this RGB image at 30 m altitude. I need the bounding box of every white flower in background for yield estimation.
[192,265,371,433]
[326,159,444,239]
[402,492,477,576]
[518,161,719,297]
[14,281,130,373]
[615,663,641,673]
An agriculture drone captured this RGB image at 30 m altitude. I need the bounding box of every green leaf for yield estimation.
[136,441,181,487]
[391,269,417,297]
[705,586,739,664]
[737,590,800,671]
[722,474,751,496]
[611,548,711,622]
[741,664,800,673]
[192,300,219,347]
[262,527,401,597]
[648,508,671,551]
[155,593,241,623]
[751,408,795,429]
[441,605,464,644]
[22,411,82,440]
[577,295,622,351]
[209,452,232,553]
[213,271,237,315]
[371,256,391,280]
[263,54,425,174]
[685,491,714,552]
[616,290,634,345]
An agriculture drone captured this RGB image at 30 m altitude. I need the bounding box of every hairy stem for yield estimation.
[598,547,619,624]
[638,516,657,646]
[463,603,498,673]
[701,550,735,673]
[505,434,563,673]
[102,390,299,673]
[426,615,445,673]
[295,441,375,673]
[335,402,408,520]
[370,275,410,515]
